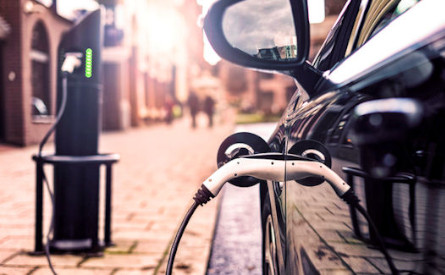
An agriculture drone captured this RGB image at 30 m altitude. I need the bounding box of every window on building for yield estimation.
[31,21,50,119]
[104,5,124,47]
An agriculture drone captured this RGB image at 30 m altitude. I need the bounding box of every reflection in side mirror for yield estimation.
[204,0,310,72]
[222,0,298,62]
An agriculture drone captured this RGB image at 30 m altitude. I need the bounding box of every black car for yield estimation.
[204,0,445,273]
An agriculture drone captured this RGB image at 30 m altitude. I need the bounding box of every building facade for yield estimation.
[0,0,72,146]
[99,0,205,130]
[0,0,205,146]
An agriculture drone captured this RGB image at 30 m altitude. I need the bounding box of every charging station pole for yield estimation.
[52,9,103,252]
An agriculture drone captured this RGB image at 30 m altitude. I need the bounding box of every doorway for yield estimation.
[31,21,50,118]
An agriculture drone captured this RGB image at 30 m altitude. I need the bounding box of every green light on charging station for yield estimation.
[85,48,93,78]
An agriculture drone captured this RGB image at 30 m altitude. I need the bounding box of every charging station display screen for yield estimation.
[85,48,93,78]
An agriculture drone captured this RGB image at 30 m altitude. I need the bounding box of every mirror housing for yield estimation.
[203,0,310,71]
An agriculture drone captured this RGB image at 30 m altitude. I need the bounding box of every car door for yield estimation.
[260,122,288,275]
[281,0,365,272]
[283,0,423,273]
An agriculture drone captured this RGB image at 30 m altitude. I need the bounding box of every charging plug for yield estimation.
[61,52,83,74]
[193,153,357,205]
[183,152,395,275]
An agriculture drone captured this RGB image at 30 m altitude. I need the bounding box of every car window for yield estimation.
[312,0,361,71]
[313,0,421,72]
[355,0,421,48]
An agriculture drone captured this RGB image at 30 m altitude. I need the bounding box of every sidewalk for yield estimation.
[207,123,276,275]
[0,114,234,275]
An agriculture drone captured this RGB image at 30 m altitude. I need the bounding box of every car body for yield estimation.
[205,0,445,274]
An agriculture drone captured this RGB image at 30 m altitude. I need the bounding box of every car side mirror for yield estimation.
[203,0,310,71]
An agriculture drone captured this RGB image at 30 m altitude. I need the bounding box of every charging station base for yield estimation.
[32,154,119,255]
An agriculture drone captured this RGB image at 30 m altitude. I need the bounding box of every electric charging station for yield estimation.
[32,9,119,254]
[53,8,103,253]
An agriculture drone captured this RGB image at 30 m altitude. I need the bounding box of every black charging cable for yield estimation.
[167,164,400,275]
[166,186,214,275]
[37,74,69,275]
[355,203,399,275]
[166,202,198,275]
[342,190,399,275]
[38,75,68,158]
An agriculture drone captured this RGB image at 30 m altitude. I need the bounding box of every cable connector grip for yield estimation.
[193,185,215,206]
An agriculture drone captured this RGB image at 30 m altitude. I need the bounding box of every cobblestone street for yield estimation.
[0,114,439,275]
[0,114,234,275]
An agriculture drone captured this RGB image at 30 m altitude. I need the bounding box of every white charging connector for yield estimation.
[169,152,398,275]
[202,154,350,198]
[61,52,83,74]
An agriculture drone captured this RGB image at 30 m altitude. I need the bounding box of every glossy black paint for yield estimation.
[204,0,445,273]
[279,2,445,273]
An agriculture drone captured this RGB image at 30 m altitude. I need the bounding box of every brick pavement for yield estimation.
[0,114,234,275]
[287,181,429,274]
[0,113,434,275]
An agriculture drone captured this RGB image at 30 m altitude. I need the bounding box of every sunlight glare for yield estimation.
[197,0,221,65]
[308,0,325,24]
[58,0,99,20]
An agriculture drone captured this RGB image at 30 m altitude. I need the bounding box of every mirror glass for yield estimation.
[222,0,297,62]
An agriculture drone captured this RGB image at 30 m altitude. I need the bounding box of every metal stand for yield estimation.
[32,153,119,254]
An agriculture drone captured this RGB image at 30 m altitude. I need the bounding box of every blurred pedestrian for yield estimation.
[204,95,215,128]
[164,95,174,124]
[187,91,199,128]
